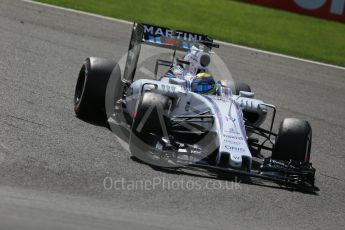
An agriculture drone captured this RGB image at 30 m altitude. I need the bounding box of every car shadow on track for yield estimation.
[77,116,110,128]
[131,156,319,195]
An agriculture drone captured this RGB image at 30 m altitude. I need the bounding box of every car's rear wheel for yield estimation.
[74,57,118,122]
[272,118,312,162]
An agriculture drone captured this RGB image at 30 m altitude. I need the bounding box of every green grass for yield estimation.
[36,0,345,67]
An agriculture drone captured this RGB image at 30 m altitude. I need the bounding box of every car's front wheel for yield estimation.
[130,92,172,166]
[272,118,312,162]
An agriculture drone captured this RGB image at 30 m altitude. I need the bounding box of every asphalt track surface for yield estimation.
[1,0,345,229]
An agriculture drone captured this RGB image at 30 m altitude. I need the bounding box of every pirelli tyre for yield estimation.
[130,92,172,167]
[272,118,312,162]
[74,57,118,121]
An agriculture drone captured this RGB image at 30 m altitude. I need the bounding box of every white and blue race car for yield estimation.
[74,23,317,191]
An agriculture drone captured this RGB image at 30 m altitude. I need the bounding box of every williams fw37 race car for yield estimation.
[74,22,318,192]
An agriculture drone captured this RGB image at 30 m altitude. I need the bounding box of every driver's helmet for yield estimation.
[191,73,216,94]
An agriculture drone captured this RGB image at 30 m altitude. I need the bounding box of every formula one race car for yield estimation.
[74,23,317,191]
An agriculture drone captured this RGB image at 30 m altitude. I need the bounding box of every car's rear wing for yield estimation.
[123,22,219,81]
[141,23,218,51]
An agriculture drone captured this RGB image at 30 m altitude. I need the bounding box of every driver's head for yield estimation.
[191,73,216,94]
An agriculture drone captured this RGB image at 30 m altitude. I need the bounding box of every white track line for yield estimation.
[22,0,345,71]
